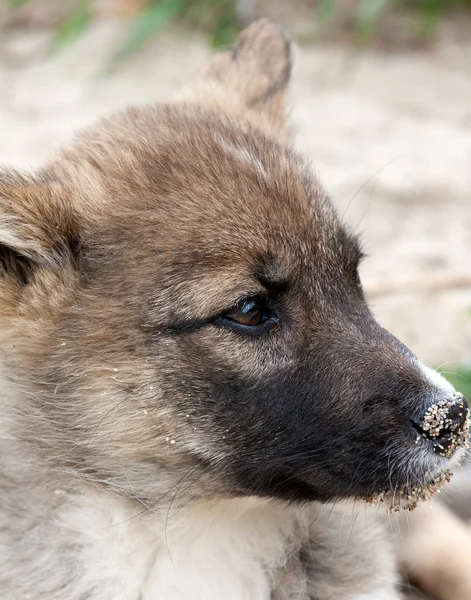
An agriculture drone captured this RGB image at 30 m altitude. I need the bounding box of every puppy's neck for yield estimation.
[58,486,304,600]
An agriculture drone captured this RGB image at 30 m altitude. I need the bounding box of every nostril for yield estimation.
[412,392,470,458]
[447,401,469,431]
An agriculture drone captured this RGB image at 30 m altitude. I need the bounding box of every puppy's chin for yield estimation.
[362,444,468,513]
[255,464,457,511]
[363,469,453,513]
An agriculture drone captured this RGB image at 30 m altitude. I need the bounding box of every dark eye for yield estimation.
[226,297,267,326]
[216,296,279,334]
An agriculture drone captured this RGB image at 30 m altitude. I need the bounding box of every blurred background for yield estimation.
[0,1,470,598]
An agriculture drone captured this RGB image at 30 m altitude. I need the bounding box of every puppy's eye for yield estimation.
[226,298,268,326]
[216,297,279,335]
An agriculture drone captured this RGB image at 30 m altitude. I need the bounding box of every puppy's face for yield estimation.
[0,21,467,508]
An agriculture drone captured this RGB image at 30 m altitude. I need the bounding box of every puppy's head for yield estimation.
[0,20,467,509]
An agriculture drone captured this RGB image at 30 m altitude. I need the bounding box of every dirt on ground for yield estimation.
[1,11,470,367]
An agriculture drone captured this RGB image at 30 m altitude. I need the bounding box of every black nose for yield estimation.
[412,392,469,457]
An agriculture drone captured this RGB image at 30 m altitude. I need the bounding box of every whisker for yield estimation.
[340,155,406,225]
[110,465,201,528]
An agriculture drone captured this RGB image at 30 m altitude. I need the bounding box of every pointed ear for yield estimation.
[180,19,293,134]
[0,170,78,286]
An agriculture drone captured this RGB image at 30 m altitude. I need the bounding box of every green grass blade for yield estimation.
[418,0,446,37]
[316,0,340,25]
[49,0,92,55]
[355,0,393,40]
[209,4,237,47]
[104,0,186,74]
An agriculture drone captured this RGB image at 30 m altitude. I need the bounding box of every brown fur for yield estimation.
[0,19,468,600]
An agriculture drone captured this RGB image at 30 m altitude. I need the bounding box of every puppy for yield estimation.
[0,19,468,600]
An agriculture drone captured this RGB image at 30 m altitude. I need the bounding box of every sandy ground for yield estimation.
[1,17,471,367]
